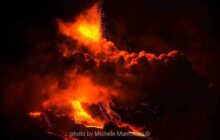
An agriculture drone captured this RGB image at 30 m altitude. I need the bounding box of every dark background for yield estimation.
[1,0,220,86]
[0,0,219,140]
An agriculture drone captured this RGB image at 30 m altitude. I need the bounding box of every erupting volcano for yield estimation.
[28,3,150,139]
[2,1,217,140]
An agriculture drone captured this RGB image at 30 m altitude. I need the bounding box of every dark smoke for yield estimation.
[102,0,220,88]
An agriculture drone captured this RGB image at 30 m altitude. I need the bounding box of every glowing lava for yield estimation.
[71,101,103,128]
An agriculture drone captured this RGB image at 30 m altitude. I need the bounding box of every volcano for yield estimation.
[0,0,220,140]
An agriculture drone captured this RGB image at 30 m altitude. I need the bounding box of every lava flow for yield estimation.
[71,101,103,129]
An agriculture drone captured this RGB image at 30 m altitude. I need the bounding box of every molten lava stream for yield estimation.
[71,101,103,129]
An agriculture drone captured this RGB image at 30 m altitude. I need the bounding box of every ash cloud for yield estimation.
[102,0,220,87]
[59,49,209,113]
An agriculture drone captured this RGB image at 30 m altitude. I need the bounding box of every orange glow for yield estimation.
[58,4,118,56]
[77,20,101,42]
[58,4,103,53]
[42,75,116,105]
[71,101,103,128]
[73,76,116,103]
[42,75,115,128]
[34,3,150,137]
[28,112,42,118]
